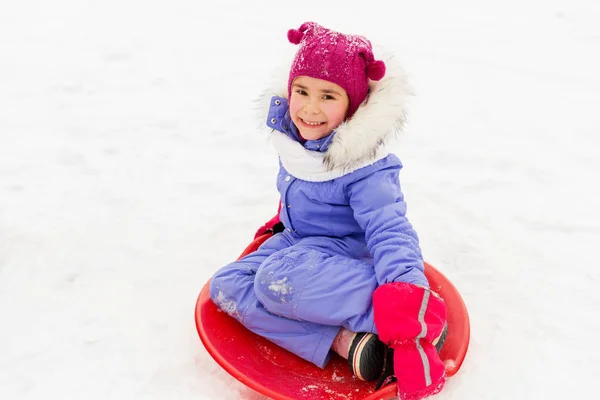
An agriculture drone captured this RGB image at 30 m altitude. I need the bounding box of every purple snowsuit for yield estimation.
[210,89,427,368]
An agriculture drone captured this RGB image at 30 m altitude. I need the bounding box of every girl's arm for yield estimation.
[346,166,428,287]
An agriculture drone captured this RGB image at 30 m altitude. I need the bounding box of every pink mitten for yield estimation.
[373,282,447,400]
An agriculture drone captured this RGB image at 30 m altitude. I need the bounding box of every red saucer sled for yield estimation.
[195,233,470,400]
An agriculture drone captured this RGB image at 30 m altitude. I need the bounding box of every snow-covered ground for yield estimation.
[1,0,599,399]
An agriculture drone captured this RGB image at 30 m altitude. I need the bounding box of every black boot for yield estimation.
[347,332,385,381]
[434,322,448,353]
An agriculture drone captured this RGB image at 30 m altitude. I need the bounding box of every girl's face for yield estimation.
[289,76,349,141]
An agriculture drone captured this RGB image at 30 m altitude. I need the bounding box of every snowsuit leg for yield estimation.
[254,234,379,334]
[209,233,340,368]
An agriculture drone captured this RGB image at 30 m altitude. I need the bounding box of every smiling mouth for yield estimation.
[300,118,325,127]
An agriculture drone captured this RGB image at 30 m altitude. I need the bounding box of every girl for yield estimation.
[210,22,447,400]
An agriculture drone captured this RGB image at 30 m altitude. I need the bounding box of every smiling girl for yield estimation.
[289,76,349,141]
[209,22,448,400]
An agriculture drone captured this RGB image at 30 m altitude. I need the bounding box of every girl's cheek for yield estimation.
[289,97,302,114]
[325,105,346,121]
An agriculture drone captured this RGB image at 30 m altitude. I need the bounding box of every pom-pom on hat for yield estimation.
[287,22,386,119]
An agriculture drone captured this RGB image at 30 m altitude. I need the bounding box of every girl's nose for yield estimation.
[303,99,320,114]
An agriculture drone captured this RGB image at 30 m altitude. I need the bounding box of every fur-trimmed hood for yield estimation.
[256,52,412,175]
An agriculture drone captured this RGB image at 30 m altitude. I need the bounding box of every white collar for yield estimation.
[272,130,389,182]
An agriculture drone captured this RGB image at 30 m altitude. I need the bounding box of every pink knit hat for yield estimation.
[287,22,386,119]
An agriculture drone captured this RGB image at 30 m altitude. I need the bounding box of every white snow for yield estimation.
[1,0,599,399]
[213,290,240,319]
[267,277,293,303]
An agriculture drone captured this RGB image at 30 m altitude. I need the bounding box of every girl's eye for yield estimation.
[322,95,335,100]
[296,90,308,96]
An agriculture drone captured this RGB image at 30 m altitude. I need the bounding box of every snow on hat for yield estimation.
[287,22,386,119]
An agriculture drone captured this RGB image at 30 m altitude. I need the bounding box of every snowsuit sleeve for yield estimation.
[346,166,428,287]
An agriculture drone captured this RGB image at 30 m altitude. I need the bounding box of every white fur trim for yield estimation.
[257,50,412,173]
[271,130,389,182]
[254,59,293,132]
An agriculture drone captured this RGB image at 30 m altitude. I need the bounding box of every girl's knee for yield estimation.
[209,266,228,300]
[210,264,236,296]
[209,262,257,318]
[212,261,256,288]
[254,259,298,318]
